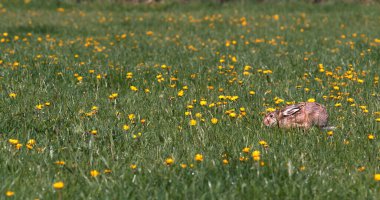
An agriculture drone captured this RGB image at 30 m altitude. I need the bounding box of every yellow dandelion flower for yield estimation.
[307,98,315,103]
[222,159,229,165]
[368,134,375,140]
[146,31,154,36]
[55,161,66,165]
[229,112,237,118]
[15,144,23,150]
[178,90,184,97]
[27,139,36,145]
[128,114,135,120]
[123,125,130,131]
[180,163,187,169]
[108,93,118,100]
[56,8,65,12]
[211,118,218,124]
[35,104,44,110]
[195,113,202,118]
[9,93,17,98]
[5,191,14,197]
[189,119,197,126]
[130,86,138,91]
[90,170,100,177]
[53,181,64,190]
[252,150,261,161]
[327,131,334,136]
[90,130,97,135]
[242,147,250,153]
[104,169,112,174]
[195,154,203,162]
[335,103,342,107]
[165,157,174,166]
[130,164,137,170]
[374,174,380,181]
[8,139,19,145]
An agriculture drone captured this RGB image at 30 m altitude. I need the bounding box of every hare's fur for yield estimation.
[263,102,329,129]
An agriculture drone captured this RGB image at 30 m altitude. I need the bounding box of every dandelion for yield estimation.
[123,125,130,131]
[376,118,380,122]
[335,103,342,107]
[189,119,197,126]
[5,191,14,197]
[90,170,100,177]
[199,100,207,106]
[108,93,118,100]
[252,150,261,161]
[211,118,218,124]
[35,104,44,110]
[165,157,174,166]
[368,134,375,140]
[229,112,237,118]
[222,159,229,165]
[8,139,19,145]
[128,114,135,120]
[327,131,334,136]
[146,31,154,36]
[130,164,137,170]
[130,86,138,91]
[90,130,97,135]
[104,169,112,174]
[53,181,64,190]
[273,14,279,21]
[178,90,184,97]
[56,8,65,12]
[9,93,17,98]
[307,98,315,103]
[180,164,187,169]
[242,147,250,153]
[55,161,66,165]
[374,174,380,181]
[195,154,203,162]
[15,143,22,150]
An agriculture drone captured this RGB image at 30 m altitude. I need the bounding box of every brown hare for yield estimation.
[263,102,335,130]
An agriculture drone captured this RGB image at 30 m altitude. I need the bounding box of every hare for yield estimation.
[263,102,334,130]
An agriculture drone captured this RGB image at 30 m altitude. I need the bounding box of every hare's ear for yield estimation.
[282,105,301,116]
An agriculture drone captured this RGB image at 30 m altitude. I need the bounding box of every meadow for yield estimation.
[0,0,379,199]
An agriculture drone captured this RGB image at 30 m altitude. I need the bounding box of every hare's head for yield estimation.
[263,111,277,127]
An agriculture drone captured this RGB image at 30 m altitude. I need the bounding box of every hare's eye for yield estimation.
[269,114,274,118]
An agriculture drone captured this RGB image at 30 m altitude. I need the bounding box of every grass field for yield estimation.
[0,0,380,199]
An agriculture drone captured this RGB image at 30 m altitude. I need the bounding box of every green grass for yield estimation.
[0,1,379,199]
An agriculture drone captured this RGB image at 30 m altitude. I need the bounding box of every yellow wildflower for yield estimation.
[90,170,100,177]
[9,93,17,98]
[53,181,64,190]
[195,154,203,162]
[165,157,174,166]
[189,119,197,126]
[5,191,14,197]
